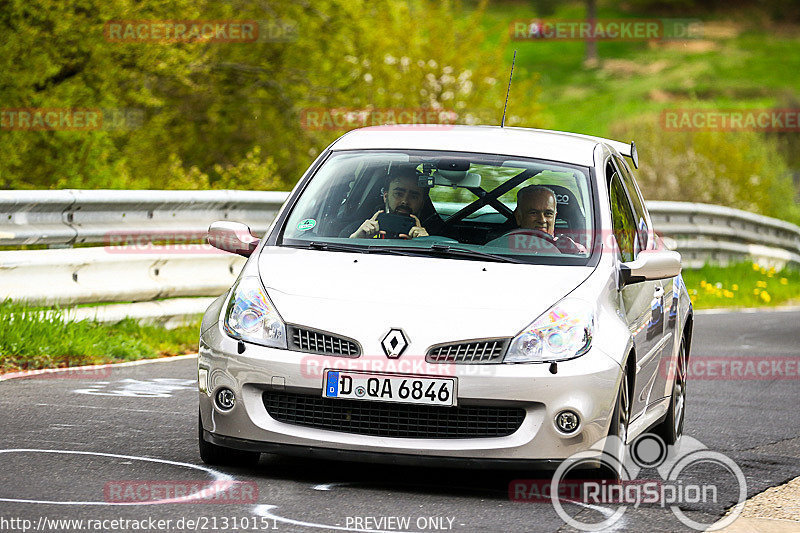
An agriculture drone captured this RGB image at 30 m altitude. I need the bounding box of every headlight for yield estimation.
[223,277,287,349]
[504,298,594,363]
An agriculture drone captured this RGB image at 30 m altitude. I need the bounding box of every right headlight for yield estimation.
[504,298,594,363]
[223,276,287,349]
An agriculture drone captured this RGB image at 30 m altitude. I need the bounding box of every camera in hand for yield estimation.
[377,212,415,238]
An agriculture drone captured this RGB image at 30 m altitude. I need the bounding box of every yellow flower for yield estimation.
[732,284,739,291]
[753,288,761,295]
[723,290,734,298]
[760,291,771,303]
[760,267,767,275]
[768,271,774,278]
[756,281,767,288]
[700,280,707,287]
[780,278,788,285]
[752,263,760,271]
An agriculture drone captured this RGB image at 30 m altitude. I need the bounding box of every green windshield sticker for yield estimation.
[297,218,317,231]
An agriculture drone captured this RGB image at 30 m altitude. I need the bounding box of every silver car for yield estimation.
[197,125,692,469]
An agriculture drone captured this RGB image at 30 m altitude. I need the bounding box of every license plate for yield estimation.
[323,370,456,407]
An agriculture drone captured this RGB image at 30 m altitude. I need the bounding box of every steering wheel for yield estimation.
[491,229,561,254]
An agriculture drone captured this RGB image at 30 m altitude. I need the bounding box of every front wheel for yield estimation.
[198,410,260,466]
[600,364,630,480]
[654,338,687,444]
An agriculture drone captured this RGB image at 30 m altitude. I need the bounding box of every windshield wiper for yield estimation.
[285,241,522,263]
[285,241,369,253]
[377,243,523,264]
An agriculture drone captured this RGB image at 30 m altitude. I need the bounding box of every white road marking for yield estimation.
[73,378,195,397]
[26,402,178,414]
[0,449,232,506]
[312,482,351,491]
[570,501,630,531]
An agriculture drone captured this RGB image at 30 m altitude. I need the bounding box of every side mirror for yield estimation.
[207,221,260,257]
[620,250,682,287]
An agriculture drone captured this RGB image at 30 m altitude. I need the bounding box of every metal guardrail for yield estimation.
[0,189,286,246]
[647,201,800,269]
[0,191,798,316]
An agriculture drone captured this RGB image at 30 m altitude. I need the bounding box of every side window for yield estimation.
[613,156,650,250]
[608,165,637,262]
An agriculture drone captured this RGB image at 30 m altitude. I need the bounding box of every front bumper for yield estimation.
[198,321,622,463]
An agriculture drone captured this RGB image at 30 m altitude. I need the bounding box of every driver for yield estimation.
[513,185,587,254]
[349,168,430,239]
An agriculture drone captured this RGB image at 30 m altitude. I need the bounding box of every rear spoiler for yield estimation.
[528,128,640,169]
[595,138,639,169]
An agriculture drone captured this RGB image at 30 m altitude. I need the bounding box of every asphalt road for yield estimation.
[1,309,798,533]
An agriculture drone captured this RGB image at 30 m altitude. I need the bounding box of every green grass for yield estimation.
[681,262,800,309]
[0,300,200,374]
[476,1,800,136]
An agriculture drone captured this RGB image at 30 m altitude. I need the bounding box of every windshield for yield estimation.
[281,150,595,264]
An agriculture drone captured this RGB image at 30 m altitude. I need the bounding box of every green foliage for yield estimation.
[682,261,800,309]
[0,299,200,372]
[610,115,800,224]
[0,0,543,192]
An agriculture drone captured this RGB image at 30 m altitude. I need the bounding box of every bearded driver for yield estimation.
[349,168,430,239]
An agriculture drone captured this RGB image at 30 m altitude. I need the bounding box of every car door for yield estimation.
[607,161,662,423]
[614,155,676,404]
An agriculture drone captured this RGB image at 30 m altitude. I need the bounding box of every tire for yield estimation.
[600,363,630,480]
[654,338,687,445]
[198,410,260,466]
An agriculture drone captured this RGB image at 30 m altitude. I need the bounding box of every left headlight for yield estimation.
[223,276,287,349]
[504,298,594,363]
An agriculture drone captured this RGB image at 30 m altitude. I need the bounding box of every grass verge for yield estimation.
[0,300,200,374]
[682,262,800,309]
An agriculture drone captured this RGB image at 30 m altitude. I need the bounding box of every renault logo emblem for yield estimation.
[381,328,408,358]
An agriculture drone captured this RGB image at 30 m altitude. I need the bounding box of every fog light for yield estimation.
[215,388,236,411]
[555,410,580,434]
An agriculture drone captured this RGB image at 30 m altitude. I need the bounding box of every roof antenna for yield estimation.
[501,49,517,128]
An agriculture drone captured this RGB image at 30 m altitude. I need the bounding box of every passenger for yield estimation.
[349,169,430,239]
[513,185,587,254]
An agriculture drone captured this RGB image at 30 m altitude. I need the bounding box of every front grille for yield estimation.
[288,326,360,357]
[262,391,525,439]
[426,339,510,364]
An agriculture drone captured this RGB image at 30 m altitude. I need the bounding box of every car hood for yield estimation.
[258,247,594,356]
